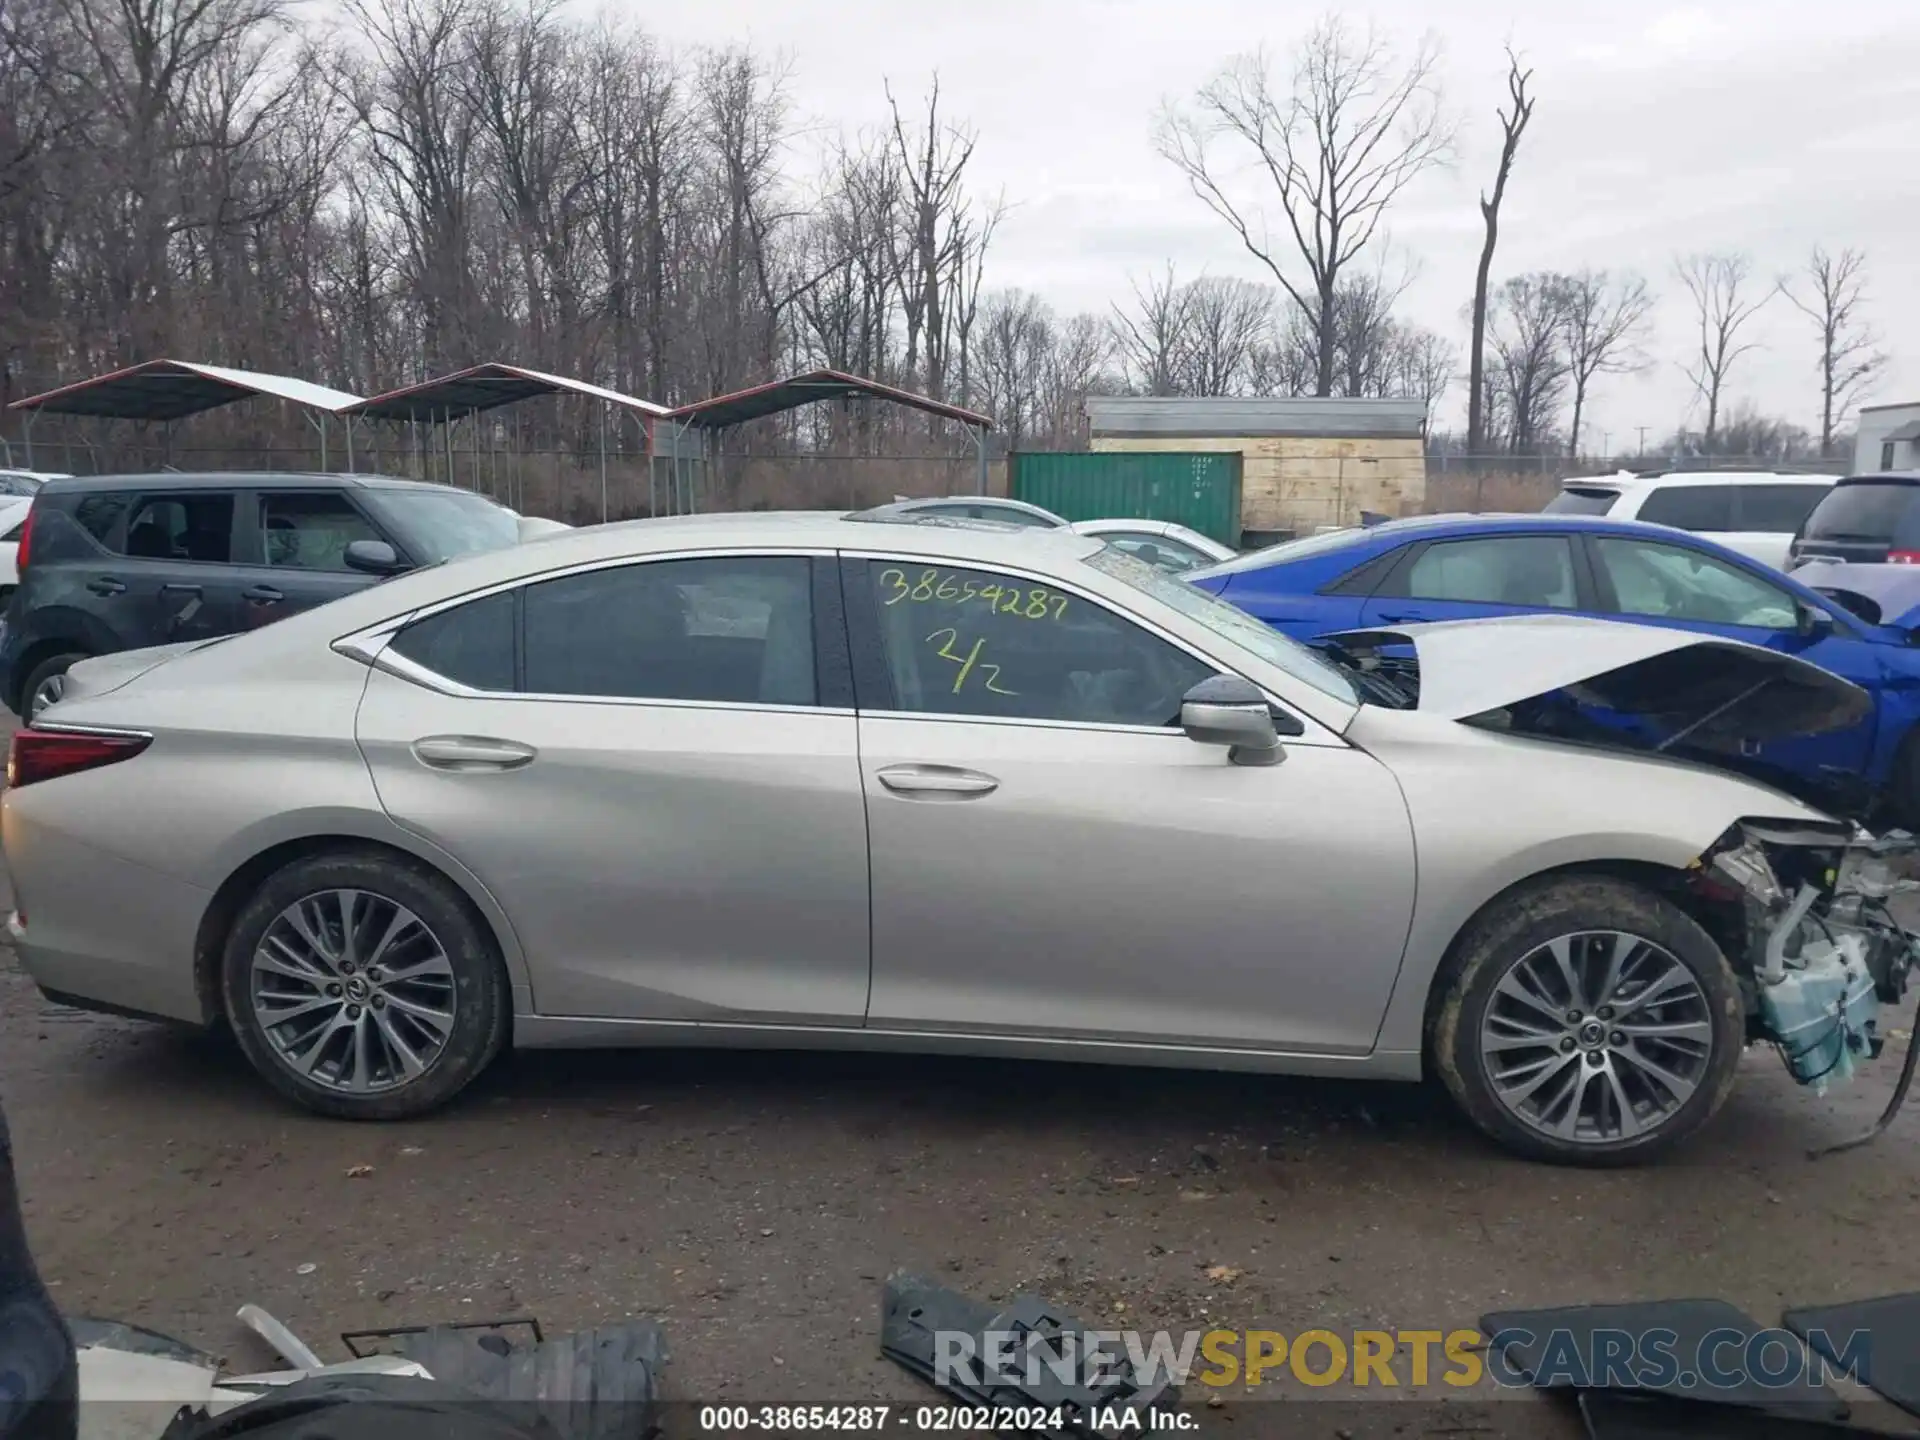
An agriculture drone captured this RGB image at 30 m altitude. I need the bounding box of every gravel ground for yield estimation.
[5,753,1920,1435]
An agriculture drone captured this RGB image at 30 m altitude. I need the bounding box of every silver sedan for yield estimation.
[2,510,1905,1163]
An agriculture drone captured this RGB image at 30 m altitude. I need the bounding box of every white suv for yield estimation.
[1542,469,1839,570]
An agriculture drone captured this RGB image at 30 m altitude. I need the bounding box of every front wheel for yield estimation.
[1430,875,1744,1166]
[220,850,510,1120]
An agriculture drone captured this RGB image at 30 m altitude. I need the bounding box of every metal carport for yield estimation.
[8,359,364,471]
[344,363,670,522]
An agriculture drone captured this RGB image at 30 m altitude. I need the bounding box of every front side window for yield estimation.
[524,556,815,706]
[124,493,234,563]
[1402,536,1578,608]
[864,559,1213,727]
[1593,537,1798,629]
[259,491,382,571]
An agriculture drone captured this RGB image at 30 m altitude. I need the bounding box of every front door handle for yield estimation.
[86,576,127,596]
[875,763,999,797]
[243,584,284,604]
[411,735,538,772]
[161,582,201,597]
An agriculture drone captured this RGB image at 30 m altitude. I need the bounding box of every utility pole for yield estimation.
[1636,425,1649,458]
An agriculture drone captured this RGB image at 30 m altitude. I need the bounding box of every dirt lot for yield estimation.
[5,769,1920,1433]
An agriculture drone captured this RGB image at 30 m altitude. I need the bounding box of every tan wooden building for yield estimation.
[1085,396,1428,541]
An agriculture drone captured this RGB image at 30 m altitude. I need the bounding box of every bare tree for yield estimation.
[1390,327,1453,421]
[1110,264,1197,396]
[1780,246,1883,456]
[1176,276,1273,395]
[1675,251,1768,454]
[1488,271,1570,454]
[1467,48,1533,455]
[1155,14,1452,396]
[1559,269,1652,458]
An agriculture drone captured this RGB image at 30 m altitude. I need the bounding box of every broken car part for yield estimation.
[881,1273,1181,1439]
[234,1305,323,1373]
[1785,1294,1920,1419]
[386,1319,665,1440]
[154,1373,567,1440]
[340,1317,544,1359]
[1481,1299,1846,1418]
[1695,821,1920,1138]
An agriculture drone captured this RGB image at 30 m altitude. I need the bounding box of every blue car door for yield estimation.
[1580,532,1881,792]
[1355,532,1587,629]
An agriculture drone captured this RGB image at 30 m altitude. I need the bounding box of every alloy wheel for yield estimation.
[248,888,457,1093]
[1478,930,1713,1145]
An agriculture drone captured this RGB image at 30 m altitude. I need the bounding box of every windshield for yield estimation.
[1802,480,1920,541]
[364,488,524,564]
[1543,486,1621,515]
[1085,545,1358,706]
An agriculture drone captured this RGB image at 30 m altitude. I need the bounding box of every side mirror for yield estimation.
[1796,604,1834,639]
[1180,674,1284,767]
[343,539,407,576]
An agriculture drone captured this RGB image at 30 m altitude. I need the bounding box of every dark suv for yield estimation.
[0,472,526,718]
[1789,471,1920,568]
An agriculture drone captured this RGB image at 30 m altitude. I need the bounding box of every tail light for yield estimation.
[6,728,150,788]
[1889,551,1920,566]
[12,502,33,571]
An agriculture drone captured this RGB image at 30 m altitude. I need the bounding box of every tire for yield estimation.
[1430,874,1744,1166]
[20,651,85,722]
[220,849,510,1120]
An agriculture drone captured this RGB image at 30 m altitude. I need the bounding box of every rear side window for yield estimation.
[1398,536,1578,608]
[74,494,129,548]
[123,494,234,562]
[523,556,816,706]
[1543,486,1620,516]
[388,590,515,692]
[1801,481,1920,543]
[259,491,383,571]
[1636,485,1735,532]
[1733,485,1831,533]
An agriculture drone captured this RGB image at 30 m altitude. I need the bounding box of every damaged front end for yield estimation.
[1696,820,1920,1113]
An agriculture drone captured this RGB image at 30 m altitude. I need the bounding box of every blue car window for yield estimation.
[1404,536,1578,608]
[1593,537,1797,629]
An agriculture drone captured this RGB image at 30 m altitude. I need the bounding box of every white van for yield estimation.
[1542,469,1839,571]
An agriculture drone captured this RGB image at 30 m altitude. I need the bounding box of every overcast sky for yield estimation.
[646,0,1918,453]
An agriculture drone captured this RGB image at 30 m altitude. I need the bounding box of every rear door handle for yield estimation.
[86,576,127,596]
[412,735,538,772]
[875,763,999,797]
[161,582,201,597]
[243,584,284,604]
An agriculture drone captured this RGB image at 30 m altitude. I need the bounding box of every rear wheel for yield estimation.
[20,651,85,721]
[1431,875,1744,1166]
[220,850,509,1120]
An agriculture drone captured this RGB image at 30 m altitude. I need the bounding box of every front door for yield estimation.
[356,552,872,1023]
[846,555,1417,1055]
[229,488,397,630]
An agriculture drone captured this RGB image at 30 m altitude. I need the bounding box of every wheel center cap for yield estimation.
[1578,1020,1606,1047]
[344,977,370,1002]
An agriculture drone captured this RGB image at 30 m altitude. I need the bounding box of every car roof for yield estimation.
[33,471,475,495]
[1561,470,1840,491]
[1833,471,1920,485]
[1264,510,1796,550]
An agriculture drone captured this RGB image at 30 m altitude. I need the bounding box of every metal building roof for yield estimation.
[1085,395,1427,440]
[668,369,992,430]
[347,363,670,423]
[8,359,364,421]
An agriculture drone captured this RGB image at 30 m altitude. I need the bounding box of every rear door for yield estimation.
[1793,478,1920,566]
[1356,532,1588,627]
[228,488,392,629]
[112,489,246,646]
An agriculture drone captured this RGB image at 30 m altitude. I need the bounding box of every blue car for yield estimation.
[1187,512,1920,824]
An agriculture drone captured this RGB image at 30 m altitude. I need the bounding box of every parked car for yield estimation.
[867,495,1069,528]
[1187,511,1920,824]
[0,469,70,498]
[0,496,33,605]
[1070,518,1236,574]
[1786,471,1920,569]
[5,509,1911,1164]
[1543,469,1838,569]
[0,472,531,720]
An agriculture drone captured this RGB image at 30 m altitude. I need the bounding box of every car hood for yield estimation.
[1323,614,1868,734]
[1791,559,1920,631]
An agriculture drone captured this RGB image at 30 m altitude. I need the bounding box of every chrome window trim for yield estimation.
[333,545,838,714]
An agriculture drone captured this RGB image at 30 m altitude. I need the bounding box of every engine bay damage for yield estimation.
[1693,820,1920,1141]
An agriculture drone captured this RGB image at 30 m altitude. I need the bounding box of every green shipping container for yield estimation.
[1009,451,1244,546]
